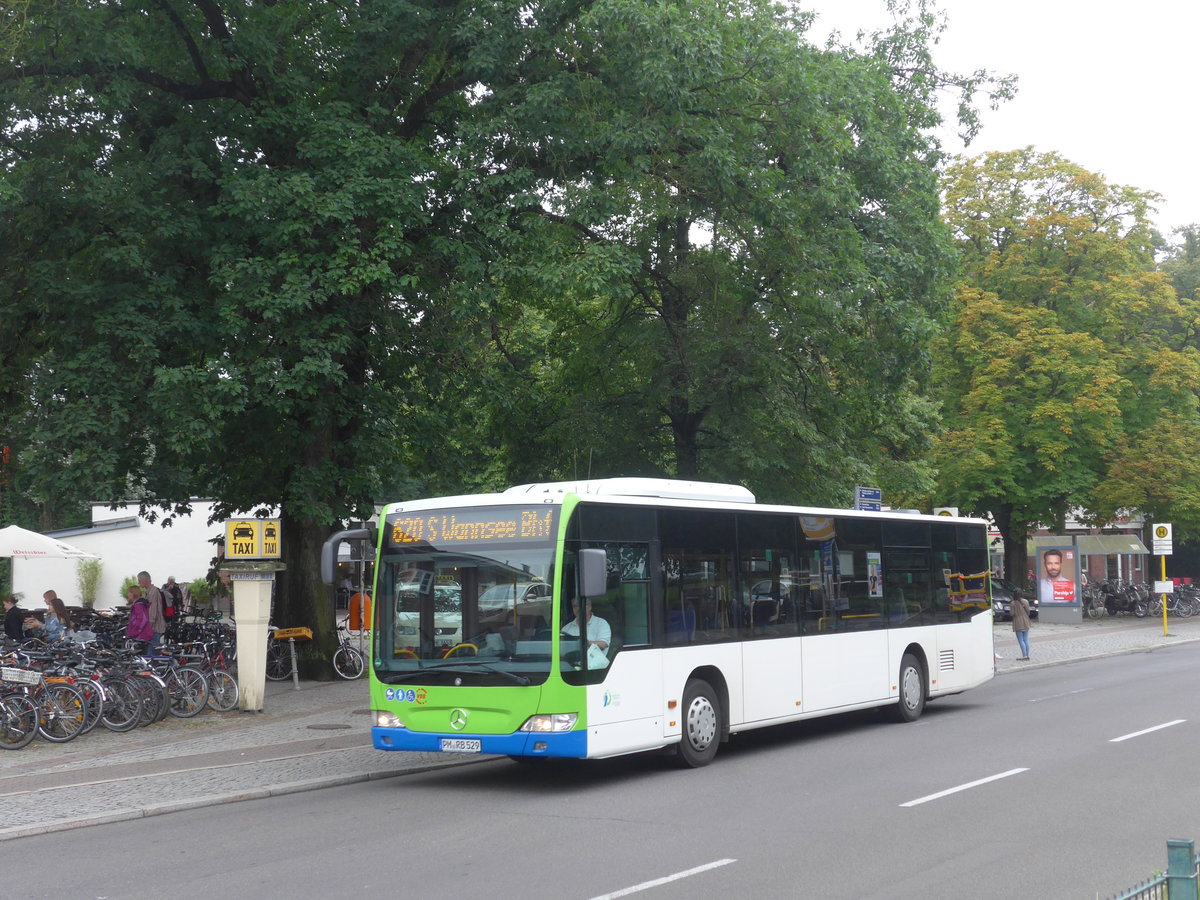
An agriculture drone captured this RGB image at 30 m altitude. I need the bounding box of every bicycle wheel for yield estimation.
[37,683,86,743]
[131,674,168,726]
[0,695,38,750]
[206,670,239,711]
[167,666,209,718]
[99,677,143,733]
[73,680,105,735]
[332,645,365,680]
[265,639,293,681]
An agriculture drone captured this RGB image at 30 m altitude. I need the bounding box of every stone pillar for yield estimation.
[222,562,286,712]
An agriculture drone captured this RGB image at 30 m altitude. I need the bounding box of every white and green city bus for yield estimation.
[321,478,994,767]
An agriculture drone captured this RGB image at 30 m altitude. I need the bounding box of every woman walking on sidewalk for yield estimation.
[1012,589,1033,660]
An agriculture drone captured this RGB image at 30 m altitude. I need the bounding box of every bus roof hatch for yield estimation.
[503,478,756,504]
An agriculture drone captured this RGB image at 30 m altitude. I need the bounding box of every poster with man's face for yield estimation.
[1038,546,1078,605]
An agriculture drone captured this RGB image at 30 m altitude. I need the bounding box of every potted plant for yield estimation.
[76,558,102,608]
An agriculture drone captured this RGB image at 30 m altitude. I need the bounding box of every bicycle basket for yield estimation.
[1,666,40,685]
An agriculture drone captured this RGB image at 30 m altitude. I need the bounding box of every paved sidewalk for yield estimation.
[992,611,1200,673]
[0,676,480,841]
[4,614,1200,841]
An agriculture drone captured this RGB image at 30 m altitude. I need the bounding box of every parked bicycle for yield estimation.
[265,627,296,681]
[332,625,365,680]
[168,640,239,711]
[0,662,86,743]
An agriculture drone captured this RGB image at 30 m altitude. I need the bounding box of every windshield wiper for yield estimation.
[418,660,531,685]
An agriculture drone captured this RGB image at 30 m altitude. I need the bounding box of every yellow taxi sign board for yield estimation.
[261,520,281,558]
[225,519,282,559]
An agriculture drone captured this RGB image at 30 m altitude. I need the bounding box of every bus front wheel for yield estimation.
[676,678,720,768]
[893,653,926,722]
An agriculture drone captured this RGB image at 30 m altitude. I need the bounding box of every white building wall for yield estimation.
[11,502,228,612]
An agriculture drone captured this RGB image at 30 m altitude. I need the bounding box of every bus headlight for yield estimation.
[519,713,577,733]
[375,710,402,728]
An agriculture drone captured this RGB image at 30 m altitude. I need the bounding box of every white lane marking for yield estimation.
[1110,719,1186,743]
[1027,688,1092,703]
[900,768,1029,808]
[589,859,737,900]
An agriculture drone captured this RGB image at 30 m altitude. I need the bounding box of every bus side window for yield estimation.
[615,581,649,648]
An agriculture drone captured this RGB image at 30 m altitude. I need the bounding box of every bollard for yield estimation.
[1166,839,1196,898]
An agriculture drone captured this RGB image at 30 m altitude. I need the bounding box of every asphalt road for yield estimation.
[4,643,1199,900]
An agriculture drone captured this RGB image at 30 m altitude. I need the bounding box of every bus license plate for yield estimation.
[440,738,481,753]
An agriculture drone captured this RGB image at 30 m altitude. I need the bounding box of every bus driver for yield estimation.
[561,598,611,668]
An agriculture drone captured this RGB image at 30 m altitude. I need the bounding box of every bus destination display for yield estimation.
[387,507,556,547]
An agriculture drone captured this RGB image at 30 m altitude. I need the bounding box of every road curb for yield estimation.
[0,755,494,842]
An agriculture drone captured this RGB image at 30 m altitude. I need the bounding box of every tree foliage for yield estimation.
[418,0,1009,506]
[2,0,1009,665]
[937,149,1200,577]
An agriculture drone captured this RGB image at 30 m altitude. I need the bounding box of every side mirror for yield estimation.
[320,527,373,584]
[579,548,608,600]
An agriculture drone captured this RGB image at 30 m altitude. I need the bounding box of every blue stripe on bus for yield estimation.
[372,726,588,758]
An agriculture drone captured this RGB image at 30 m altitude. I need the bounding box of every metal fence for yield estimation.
[1109,840,1198,900]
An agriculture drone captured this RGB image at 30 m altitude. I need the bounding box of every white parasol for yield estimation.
[0,524,98,559]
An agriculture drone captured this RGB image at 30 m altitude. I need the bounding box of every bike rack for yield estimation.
[273,627,313,690]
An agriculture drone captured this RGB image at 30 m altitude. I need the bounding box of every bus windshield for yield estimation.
[375,505,559,685]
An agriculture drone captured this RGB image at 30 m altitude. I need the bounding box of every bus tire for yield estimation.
[676,678,720,768]
[893,653,926,723]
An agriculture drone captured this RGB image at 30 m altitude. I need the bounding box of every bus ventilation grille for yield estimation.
[938,650,955,671]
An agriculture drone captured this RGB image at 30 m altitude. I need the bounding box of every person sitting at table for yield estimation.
[38,591,75,641]
[3,594,29,641]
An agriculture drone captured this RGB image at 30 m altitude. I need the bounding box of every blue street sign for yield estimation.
[854,485,882,511]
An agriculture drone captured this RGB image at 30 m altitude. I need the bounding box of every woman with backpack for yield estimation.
[125,585,154,648]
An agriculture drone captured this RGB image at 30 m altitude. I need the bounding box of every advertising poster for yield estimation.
[1037,546,1079,605]
[867,551,883,598]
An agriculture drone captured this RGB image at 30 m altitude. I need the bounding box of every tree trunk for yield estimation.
[276,511,339,679]
[668,400,703,479]
[994,502,1031,590]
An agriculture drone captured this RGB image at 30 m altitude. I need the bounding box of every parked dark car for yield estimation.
[991,578,1038,621]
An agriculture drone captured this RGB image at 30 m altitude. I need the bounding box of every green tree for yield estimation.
[937,148,1200,578]
[0,0,576,668]
[425,0,1012,506]
[2,0,1011,673]
[1162,225,1200,305]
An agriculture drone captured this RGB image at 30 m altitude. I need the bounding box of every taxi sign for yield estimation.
[225,518,282,559]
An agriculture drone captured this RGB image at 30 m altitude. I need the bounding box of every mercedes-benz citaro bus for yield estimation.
[320,479,995,767]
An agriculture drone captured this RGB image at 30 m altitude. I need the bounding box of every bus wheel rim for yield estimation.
[902,667,921,709]
[686,696,717,750]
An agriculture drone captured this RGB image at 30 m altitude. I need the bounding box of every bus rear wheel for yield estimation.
[893,653,926,722]
[676,678,720,768]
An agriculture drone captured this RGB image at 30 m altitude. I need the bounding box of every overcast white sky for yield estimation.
[806,0,1197,239]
